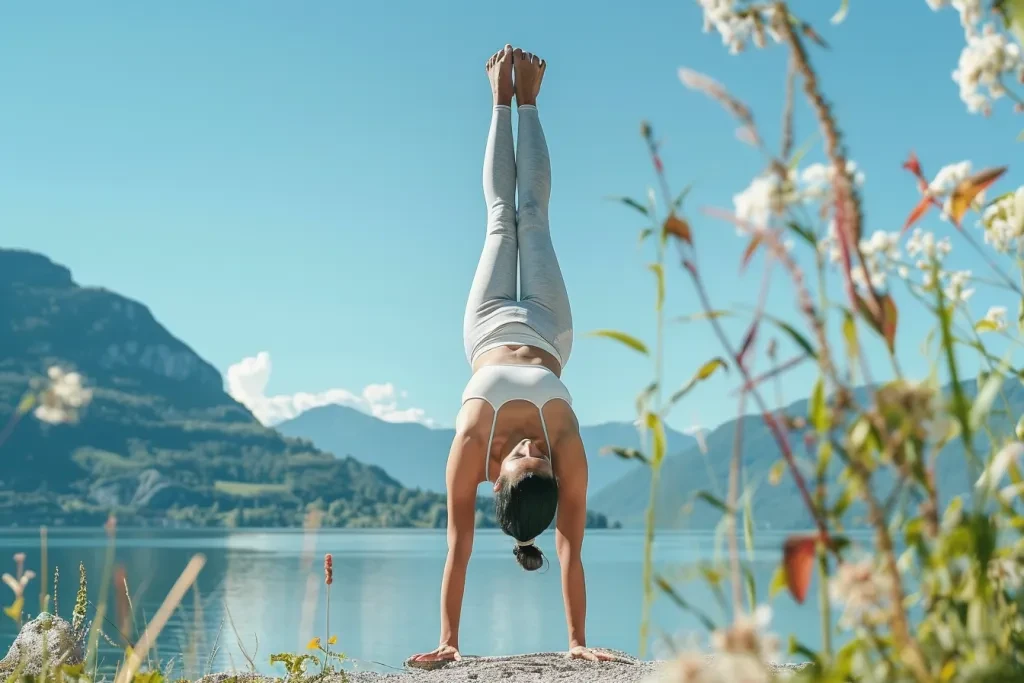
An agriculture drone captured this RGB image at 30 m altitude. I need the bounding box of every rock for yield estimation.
[0,612,84,677]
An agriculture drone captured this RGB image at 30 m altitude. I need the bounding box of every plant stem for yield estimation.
[684,260,832,543]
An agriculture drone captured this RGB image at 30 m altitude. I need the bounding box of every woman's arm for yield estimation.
[439,432,481,650]
[553,430,589,649]
[408,431,481,665]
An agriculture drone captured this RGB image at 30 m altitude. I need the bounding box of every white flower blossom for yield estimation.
[733,174,788,231]
[736,161,864,232]
[818,227,901,291]
[981,186,1024,253]
[944,269,975,303]
[905,228,953,268]
[800,160,866,201]
[34,366,93,425]
[829,558,894,628]
[710,605,779,663]
[953,24,1024,114]
[697,0,781,54]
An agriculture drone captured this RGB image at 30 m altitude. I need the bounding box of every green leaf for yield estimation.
[742,565,757,613]
[787,133,818,171]
[674,310,732,324]
[669,358,728,405]
[646,412,667,468]
[673,184,694,211]
[649,263,665,312]
[588,329,649,355]
[769,565,787,599]
[743,497,755,556]
[842,311,858,360]
[784,221,816,247]
[638,227,654,244]
[15,392,36,416]
[809,376,827,433]
[635,381,658,418]
[654,575,717,631]
[831,0,849,24]
[765,317,818,359]
[692,490,733,514]
[610,196,649,216]
[975,319,1000,333]
[971,369,1006,430]
[599,446,649,465]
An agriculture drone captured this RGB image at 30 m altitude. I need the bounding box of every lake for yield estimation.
[0,528,862,677]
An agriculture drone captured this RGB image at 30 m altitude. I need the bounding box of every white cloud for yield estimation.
[225,351,434,427]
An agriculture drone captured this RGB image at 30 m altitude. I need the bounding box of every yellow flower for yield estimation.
[328,635,338,645]
[4,597,23,622]
[307,637,321,650]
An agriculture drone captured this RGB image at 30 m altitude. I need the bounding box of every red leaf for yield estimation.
[902,195,935,233]
[901,151,922,178]
[741,233,764,271]
[663,214,692,244]
[783,534,817,604]
[948,166,1007,227]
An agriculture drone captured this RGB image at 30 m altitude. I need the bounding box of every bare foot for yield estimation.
[513,48,546,107]
[487,44,514,107]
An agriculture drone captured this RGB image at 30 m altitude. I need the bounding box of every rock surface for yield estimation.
[196,652,808,683]
[0,613,84,677]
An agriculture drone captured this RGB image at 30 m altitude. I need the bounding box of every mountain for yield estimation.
[276,405,696,497]
[589,379,1013,529]
[0,248,612,530]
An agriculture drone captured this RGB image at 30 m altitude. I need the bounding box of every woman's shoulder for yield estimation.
[454,398,496,442]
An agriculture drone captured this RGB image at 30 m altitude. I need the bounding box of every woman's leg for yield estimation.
[515,53,573,365]
[463,47,519,365]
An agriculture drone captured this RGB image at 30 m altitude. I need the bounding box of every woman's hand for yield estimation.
[406,645,462,669]
[567,645,629,663]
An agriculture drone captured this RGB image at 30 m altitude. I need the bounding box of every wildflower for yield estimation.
[952,25,1024,114]
[874,379,949,446]
[905,228,953,263]
[34,366,93,425]
[981,186,1024,253]
[982,305,1008,331]
[733,175,788,230]
[710,605,779,663]
[799,161,866,202]
[988,557,1024,591]
[2,570,35,598]
[828,558,893,627]
[697,0,781,55]
[944,269,975,303]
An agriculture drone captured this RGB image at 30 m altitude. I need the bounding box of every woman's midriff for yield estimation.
[472,344,562,376]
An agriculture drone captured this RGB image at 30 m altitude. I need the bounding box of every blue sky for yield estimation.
[1,1,1020,432]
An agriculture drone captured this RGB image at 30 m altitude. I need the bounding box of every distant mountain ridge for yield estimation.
[0,247,612,530]
[277,404,696,497]
[588,380,1010,529]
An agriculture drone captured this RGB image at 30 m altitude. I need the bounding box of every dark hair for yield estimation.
[494,471,559,571]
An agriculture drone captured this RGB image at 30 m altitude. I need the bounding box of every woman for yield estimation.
[407,45,618,668]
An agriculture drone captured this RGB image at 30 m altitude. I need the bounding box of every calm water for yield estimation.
[0,529,863,677]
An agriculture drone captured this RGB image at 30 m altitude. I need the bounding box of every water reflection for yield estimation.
[0,528,860,675]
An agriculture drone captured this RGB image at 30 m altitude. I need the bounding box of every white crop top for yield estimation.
[461,364,573,482]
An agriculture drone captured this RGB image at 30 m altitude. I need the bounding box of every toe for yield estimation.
[531,53,541,66]
[513,47,524,61]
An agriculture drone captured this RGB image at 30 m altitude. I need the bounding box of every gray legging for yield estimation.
[462,104,573,368]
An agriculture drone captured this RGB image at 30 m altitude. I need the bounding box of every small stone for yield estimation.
[0,612,84,677]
